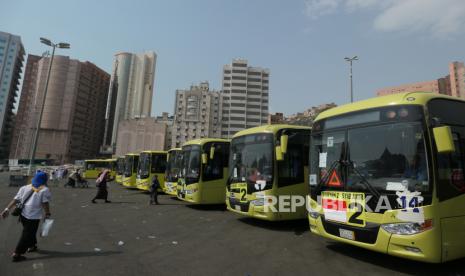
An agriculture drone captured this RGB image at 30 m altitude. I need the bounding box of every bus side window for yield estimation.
[437,130,465,201]
[278,131,310,187]
[203,143,224,181]
[429,99,465,200]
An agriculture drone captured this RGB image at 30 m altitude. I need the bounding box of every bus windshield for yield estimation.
[167,151,182,182]
[311,120,431,202]
[181,145,201,184]
[229,133,273,188]
[124,156,134,177]
[138,153,151,178]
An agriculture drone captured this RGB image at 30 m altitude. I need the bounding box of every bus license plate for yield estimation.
[339,229,354,240]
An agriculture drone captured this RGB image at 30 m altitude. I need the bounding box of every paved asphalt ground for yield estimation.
[0,172,464,276]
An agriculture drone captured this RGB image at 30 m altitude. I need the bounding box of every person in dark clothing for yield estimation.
[150,175,160,205]
[92,170,111,203]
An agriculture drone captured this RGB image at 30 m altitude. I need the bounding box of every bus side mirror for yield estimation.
[433,126,455,154]
[280,134,288,154]
[202,153,208,164]
[276,146,284,161]
[210,146,215,159]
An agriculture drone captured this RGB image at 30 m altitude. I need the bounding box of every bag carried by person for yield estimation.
[11,190,34,217]
[41,219,54,237]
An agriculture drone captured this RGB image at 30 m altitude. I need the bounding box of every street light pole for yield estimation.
[344,56,358,103]
[27,38,70,176]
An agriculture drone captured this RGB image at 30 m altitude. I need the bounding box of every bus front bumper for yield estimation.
[136,178,150,191]
[226,196,277,221]
[122,177,136,188]
[308,214,442,263]
[163,182,178,196]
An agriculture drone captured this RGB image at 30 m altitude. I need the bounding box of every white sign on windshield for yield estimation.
[319,152,327,168]
[327,137,334,147]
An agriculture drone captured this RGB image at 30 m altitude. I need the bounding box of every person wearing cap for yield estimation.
[1,171,52,262]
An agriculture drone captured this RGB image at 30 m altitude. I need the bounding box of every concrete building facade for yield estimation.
[0,31,24,159]
[155,112,174,150]
[102,51,157,153]
[115,117,167,156]
[449,61,465,98]
[171,81,222,148]
[12,55,110,163]
[221,59,269,138]
[376,61,463,98]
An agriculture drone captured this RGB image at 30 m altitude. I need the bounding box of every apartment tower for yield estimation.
[171,81,222,148]
[0,31,25,159]
[11,55,110,163]
[221,59,269,138]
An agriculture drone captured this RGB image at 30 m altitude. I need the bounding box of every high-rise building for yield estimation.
[9,54,41,159]
[221,59,269,138]
[376,61,463,98]
[102,51,157,153]
[12,55,110,163]
[0,31,25,159]
[171,81,223,148]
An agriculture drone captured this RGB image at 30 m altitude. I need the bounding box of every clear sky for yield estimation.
[2,0,465,116]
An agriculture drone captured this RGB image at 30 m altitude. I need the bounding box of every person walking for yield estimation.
[92,169,112,203]
[150,175,160,205]
[1,171,52,262]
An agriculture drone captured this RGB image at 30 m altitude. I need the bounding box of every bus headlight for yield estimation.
[381,219,433,235]
[309,211,320,219]
[251,198,264,206]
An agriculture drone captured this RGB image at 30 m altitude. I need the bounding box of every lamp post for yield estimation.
[344,56,358,103]
[27,38,70,176]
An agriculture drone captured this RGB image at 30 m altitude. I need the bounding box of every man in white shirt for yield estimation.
[1,171,52,262]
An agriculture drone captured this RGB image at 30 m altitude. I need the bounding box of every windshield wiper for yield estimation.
[346,160,381,201]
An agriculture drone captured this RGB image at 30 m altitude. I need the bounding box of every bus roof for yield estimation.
[233,124,311,139]
[316,91,465,121]
[139,150,167,154]
[168,148,182,153]
[183,138,229,147]
[124,153,139,157]
[84,159,108,162]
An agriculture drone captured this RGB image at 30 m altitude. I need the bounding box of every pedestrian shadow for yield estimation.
[103,201,137,204]
[185,204,227,211]
[27,249,122,261]
[325,242,465,275]
[238,217,309,236]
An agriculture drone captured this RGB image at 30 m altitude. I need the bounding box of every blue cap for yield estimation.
[32,171,48,187]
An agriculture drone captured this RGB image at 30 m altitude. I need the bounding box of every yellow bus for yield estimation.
[106,158,117,178]
[115,156,125,184]
[226,125,311,220]
[177,139,230,204]
[136,151,167,191]
[122,153,139,188]
[307,92,465,263]
[83,159,110,179]
[164,148,182,196]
